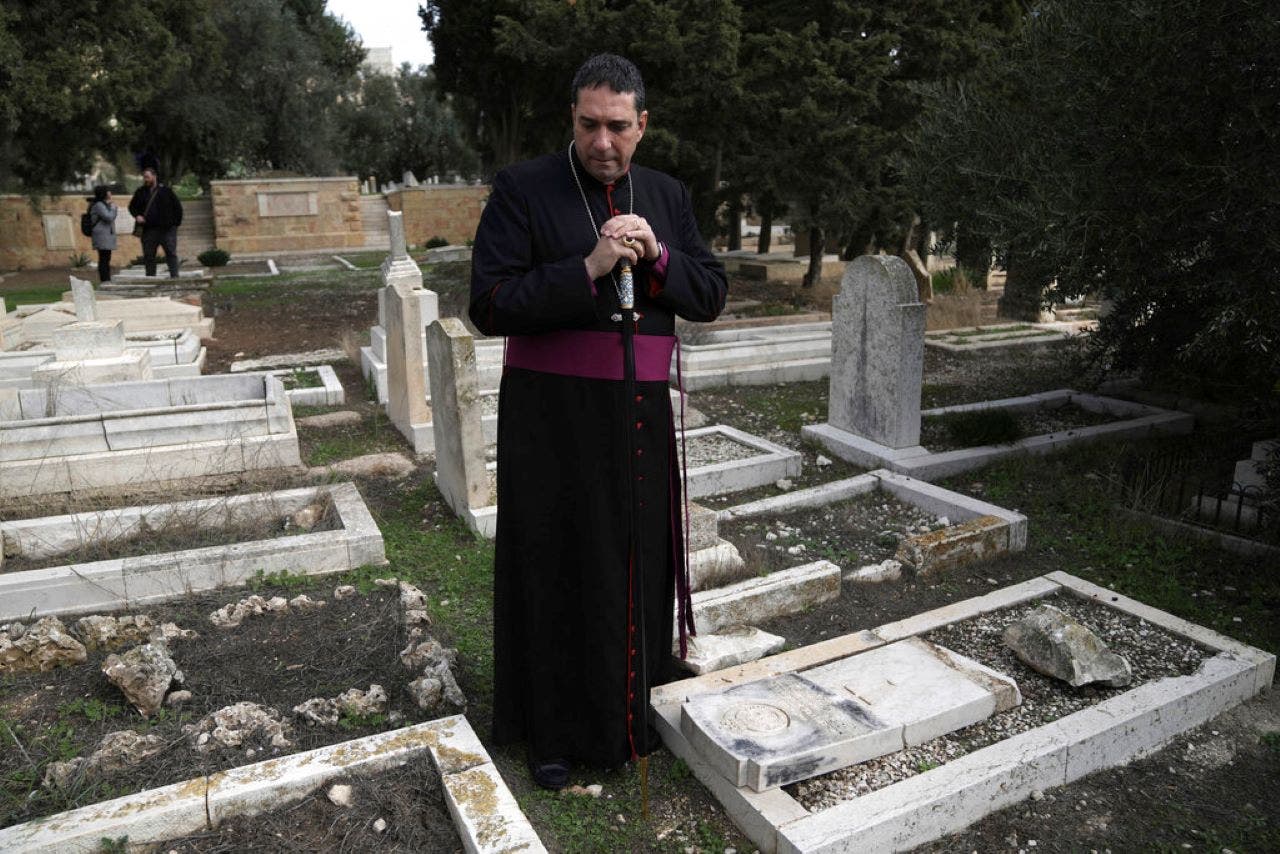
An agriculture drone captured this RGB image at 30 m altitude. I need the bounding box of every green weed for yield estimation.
[58,698,123,723]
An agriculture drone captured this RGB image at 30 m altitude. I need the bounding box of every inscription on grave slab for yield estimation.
[42,214,76,250]
[681,638,1020,791]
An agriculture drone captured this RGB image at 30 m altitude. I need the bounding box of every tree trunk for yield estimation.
[955,223,992,289]
[803,226,823,288]
[996,255,1046,321]
[726,194,742,251]
[757,205,773,255]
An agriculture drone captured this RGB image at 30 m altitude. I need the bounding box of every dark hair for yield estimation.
[92,185,109,203]
[141,166,157,177]
[571,54,645,113]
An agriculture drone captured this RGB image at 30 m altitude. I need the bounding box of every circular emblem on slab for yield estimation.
[720,702,791,735]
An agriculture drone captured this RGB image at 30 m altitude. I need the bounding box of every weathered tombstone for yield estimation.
[403,170,420,188]
[680,637,1019,791]
[383,282,430,440]
[381,211,423,289]
[425,318,489,517]
[69,276,97,321]
[31,319,152,385]
[826,255,926,449]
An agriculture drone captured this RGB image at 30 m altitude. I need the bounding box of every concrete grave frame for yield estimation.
[0,715,546,854]
[674,321,833,391]
[682,425,803,499]
[0,373,301,498]
[651,572,1275,854]
[0,329,206,390]
[804,390,1194,482]
[0,482,386,622]
[923,321,1094,356]
[267,364,345,406]
[719,469,1028,574]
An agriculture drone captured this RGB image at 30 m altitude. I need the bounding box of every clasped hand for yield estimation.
[584,214,659,280]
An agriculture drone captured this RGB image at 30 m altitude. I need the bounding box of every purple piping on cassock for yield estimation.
[671,338,696,657]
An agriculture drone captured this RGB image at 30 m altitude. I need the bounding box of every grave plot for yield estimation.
[675,320,833,391]
[0,329,206,389]
[271,364,345,406]
[924,321,1091,356]
[679,425,803,499]
[0,578,526,851]
[2,296,213,348]
[1,717,542,854]
[0,373,301,498]
[652,572,1274,853]
[0,482,386,622]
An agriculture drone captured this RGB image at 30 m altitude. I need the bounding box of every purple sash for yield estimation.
[504,330,675,382]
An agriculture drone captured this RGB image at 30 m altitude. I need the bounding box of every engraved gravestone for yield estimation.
[827,255,926,449]
[681,638,1020,791]
[381,211,423,289]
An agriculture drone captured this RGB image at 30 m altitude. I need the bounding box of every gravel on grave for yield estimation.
[720,492,944,575]
[677,433,763,468]
[0,583,434,829]
[161,761,463,853]
[919,403,1115,452]
[787,593,1210,810]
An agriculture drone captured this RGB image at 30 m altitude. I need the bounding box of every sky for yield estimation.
[326,0,434,70]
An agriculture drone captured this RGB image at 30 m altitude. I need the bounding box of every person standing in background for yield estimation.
[128,167,184,278]
[89,186,117,283]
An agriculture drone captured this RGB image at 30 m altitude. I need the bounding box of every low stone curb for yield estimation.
[682,424,803,499]
[652,572,1274,853]
[0,482,387,622]
[269,364,345,406]
[0,715,545,854]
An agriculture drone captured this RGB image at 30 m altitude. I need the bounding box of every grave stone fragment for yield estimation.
[425,317,489,516]
[827,255,926,448]
[1003,603,1132,687]
[69,276,96,321]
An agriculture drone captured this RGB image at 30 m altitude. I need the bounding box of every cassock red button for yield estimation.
[635,448,643,456]
[635,394,643,403]
[635,421,643,430]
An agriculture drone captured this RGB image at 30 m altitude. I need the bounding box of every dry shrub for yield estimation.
[926,269,983,330]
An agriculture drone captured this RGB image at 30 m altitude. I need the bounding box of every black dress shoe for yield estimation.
[529,757,571,790]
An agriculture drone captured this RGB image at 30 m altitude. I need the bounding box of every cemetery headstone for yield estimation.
[69,276,96,321]
[827,255,925,449]
[383,282,430,440]
[381,211,423,289]
[425,318,489,516]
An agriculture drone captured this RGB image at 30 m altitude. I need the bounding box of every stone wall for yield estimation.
[0,194,115,270]
[211,177,363,254]
[385,185,487,247]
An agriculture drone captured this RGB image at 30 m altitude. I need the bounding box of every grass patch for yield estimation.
[936,408,1024,446]
[0,285,64,308]
[281,368,324,390]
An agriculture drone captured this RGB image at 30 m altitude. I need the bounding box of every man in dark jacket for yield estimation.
[128,167,184,278]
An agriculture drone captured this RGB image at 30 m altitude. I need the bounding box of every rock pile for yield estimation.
[0,617,87,673]
[1003,603,1133,688]
[184,702,293,752]
[101,639,184,716]
[294,685,389,726]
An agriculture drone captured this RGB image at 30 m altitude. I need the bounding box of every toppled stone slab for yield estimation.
[678,625,786,675]
[1003,603,1133,688]
[102,640,183,717]
[681,638,1019,791]
[294,684,389,726]
[689,540,748,591]
[74,614,197,652]
[691,561,841,634]
[307,451,416,480]
[43,730,167,789]
[0,617,87,673]
[184,702,293,752]
[297,410,363,429]
[843,558,904,585]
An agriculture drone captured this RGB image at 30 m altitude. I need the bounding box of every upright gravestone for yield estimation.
[802,255,925,466]
[69,276,97,321]
[384,282,430,443]
[425,317,490,519]
[381,211,423,289]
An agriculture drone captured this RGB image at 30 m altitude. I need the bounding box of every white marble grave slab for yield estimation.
[681,638,1019,792]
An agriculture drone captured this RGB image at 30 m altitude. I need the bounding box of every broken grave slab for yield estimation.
[681,637,1018,792]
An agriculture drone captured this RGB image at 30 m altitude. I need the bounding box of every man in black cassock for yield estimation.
[470,54,728,789]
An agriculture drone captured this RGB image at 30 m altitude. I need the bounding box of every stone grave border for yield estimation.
[268,364,345,406]
[923,321,1092,356]
[804,389,1194,482]
[0,330,205,390]
[0,483,386,622]
[720,468,1028,572]
[651,571,1275,854]
[0,374,301,499]
[682,425,803,499]
[676,321,833,391]
[0,714,545,854]
[229,348,347,373]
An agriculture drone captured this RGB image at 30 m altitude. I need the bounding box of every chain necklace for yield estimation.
[567,141,635,311]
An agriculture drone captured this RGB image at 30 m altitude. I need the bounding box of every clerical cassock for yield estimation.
[470,144,727,769]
